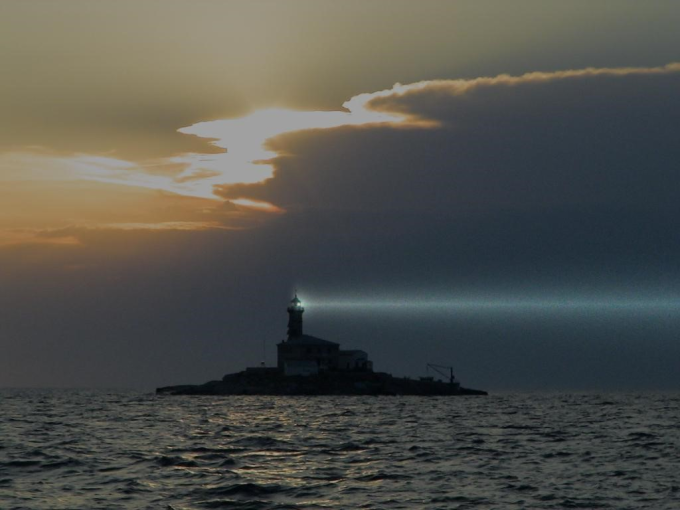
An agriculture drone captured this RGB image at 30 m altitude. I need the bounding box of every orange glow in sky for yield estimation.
[0,103,406,244]
[67,106,405,202]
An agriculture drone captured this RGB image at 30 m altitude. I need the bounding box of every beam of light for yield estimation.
[301,296,680,314]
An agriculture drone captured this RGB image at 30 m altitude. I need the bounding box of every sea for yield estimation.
[1,390,679,510]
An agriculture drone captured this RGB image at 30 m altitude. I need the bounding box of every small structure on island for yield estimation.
[156,292,486,396]
[277,293,373,376]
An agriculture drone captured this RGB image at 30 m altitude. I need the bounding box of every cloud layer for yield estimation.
[219,63,680,216]
[2,63,680,389]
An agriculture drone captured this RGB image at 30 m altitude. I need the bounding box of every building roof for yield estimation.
[287,334,339,346]
[339,349,367,356]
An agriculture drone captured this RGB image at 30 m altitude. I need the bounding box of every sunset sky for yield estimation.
[2,0,679,389]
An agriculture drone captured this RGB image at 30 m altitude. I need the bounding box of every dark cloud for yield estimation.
[223,65,680,213]
[2,65,680,390]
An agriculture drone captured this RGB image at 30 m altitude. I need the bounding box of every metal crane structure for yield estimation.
[426,363,458,386]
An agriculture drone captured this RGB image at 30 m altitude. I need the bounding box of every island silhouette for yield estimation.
[157,294,487,396]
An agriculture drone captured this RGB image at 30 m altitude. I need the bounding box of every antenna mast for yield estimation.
[426,363,456,384]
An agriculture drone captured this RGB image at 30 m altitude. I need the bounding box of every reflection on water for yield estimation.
[1,390,679,509]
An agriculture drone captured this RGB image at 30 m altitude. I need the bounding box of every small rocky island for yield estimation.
[157,294,487,396]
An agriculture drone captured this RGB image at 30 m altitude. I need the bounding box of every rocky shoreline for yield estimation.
[157,369,488,396]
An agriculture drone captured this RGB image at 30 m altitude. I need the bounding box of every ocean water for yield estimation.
[1,390,678,509]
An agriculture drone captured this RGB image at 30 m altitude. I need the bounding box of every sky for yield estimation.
[1,0,680,390]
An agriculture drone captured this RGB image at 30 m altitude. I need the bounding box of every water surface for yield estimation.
[1,390,678,509]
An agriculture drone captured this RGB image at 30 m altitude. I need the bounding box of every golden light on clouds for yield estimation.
[230,199,285,214]
[14,105,407,203]
[3,62,678,246]
[0,100,405,244]
[172,107,406,200]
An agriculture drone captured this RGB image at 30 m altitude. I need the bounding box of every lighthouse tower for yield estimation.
[287,293,304,339]
[277,292,371,375]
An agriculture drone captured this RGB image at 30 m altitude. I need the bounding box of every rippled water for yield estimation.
[1,390,679,509]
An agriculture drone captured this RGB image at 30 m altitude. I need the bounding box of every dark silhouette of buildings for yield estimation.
[157,293,487,395]
[277,293,372,376]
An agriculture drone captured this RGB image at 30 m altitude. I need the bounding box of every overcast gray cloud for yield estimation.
[220,64,680,214]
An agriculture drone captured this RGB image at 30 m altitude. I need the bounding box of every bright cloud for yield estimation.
[173,107,407,199]
[12,106,407,204]
[350,63,680,115]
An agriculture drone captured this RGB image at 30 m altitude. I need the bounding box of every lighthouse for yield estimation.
[277,293,372,375]
[286,292,304,339]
